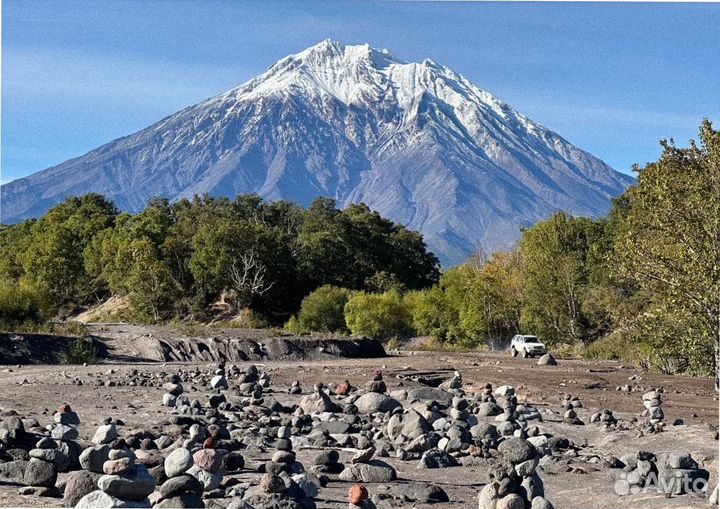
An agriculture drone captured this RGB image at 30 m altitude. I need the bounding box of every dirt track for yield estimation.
[0,350,717,508]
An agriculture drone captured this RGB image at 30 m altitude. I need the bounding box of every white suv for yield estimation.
[510,335,547,358]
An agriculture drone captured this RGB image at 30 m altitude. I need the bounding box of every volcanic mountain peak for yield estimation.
[1,40,634,266]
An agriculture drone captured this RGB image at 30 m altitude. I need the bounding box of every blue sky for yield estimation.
[2,1,719,183]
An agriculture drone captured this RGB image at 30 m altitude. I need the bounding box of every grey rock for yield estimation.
[290,472,320,498]
[164,448,194,478]
[471,422,499,439]
[392,483,450,503]
[92,424,118,445]
[54,412,81,426]
[386,410,431,441]
[98,465,157,500]
[519,473,545,503]
[417,449,459,469]
[666,452,697,469]
[338,460,396,483]
[531,497,555,509]
[210,375,228,390]
[75,490,151,508]
[354,393,402,414]
[299,391,342,414]
[497,437,536,464]
[658,468,710,495]
[80,445,111,473]
[63,470,102,508]
[537,354,557,366]
[477,402,502,417]
[496,494,525,509]
[186,465,223,491]
[154,494,204,508]
[52,424,79,440]
[478,482,499,509]
[159,474,204,498]
[515,457,539,477]
[23,458,57,487]
[0,459,27,483]
[0,416,25,442]
[29,448,66,464]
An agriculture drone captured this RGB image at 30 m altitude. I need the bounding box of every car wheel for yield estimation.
[521,349,528,358]
[511,347,518,358]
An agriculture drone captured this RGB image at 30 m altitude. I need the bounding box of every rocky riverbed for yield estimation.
[0,351,717,508]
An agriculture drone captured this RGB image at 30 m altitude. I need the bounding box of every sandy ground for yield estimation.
[0,351,718,509]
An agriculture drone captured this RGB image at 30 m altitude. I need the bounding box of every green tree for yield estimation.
[520,213,597,345]
[344,290,411,339]
[0,278,43,328]
[459,251,524,346]
[125,237,181,321]
[615,120,719,375]
[404,286,450,339]
[297,285,353,332]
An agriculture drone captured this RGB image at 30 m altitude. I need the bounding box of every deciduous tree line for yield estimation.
[0,195,439,324]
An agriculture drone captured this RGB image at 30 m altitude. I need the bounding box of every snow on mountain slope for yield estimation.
[1,39,634,266]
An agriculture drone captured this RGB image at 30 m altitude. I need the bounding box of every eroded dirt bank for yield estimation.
[0,324,386,364]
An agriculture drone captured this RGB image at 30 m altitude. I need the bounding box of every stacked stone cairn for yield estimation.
[76,443,156,508]
[641,390,664,431]
[589,409,617,426]
[51,404,82,472]
[21,436,60,496]
[235,365,262,400]
[478,437,555,509]
[618,450,709,496]
[161,374,185,408]
[562,395,583,425]
[488,384,542,427]
[155,446,204,508]
[289,380,302,395]
[491,385,515,422]
[365,370,387,394]
[210,364,229,391]
[237,425,318,509]
[187,439,225,492]
[309,449,344,476]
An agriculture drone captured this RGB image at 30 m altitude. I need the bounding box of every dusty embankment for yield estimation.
[0,323,385,364]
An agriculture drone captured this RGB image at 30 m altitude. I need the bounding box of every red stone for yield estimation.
[336,381,351,396]
[348,484,368,505]
[203,437,216,449]
[193,448,223,472]
[103,457,133,475]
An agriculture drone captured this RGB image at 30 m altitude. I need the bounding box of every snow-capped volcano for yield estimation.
[1,40,634,265]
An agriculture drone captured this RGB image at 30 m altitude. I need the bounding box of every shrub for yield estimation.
[0,278,43,329]
[297,285,353,333]
[60,338,98,364]
[284,315,304,334]
[344,290,412,339]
